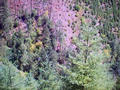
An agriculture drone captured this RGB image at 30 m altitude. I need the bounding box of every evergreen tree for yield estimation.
[7,31,26,70]
[38,48,63,90]
[62,24,115,90]
[0,0,12,35]
[41,16,58,62]
[0,58,38,90]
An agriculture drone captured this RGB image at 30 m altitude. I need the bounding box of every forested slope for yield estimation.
[0,0,120,90]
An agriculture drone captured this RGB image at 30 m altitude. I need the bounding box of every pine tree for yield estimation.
[0,0,12,34]
[0,58,38,90]
[7,31,28,70]
[62,24,115,90]
[38,48,63,90]
[41,16,58,62]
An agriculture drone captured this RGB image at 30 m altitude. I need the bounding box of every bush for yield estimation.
[74,5,80,11]
[31,9,37,18]
[13,19,19,28]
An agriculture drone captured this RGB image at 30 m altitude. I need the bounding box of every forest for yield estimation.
[0,0,120,90]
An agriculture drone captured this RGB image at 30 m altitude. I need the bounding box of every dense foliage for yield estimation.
[0,0,120,90]
[60,24,115,90]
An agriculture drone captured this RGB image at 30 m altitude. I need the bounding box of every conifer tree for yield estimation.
[8,31,27,70]
[41,16,58,62]
[0,58,38,90]
[62,24,115,90]
[0,0,12,34]
[38,48,63,90]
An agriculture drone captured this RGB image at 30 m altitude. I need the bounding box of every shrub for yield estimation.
[74,5,80,11]
[13,19,19,28]
[31,9,37,18]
